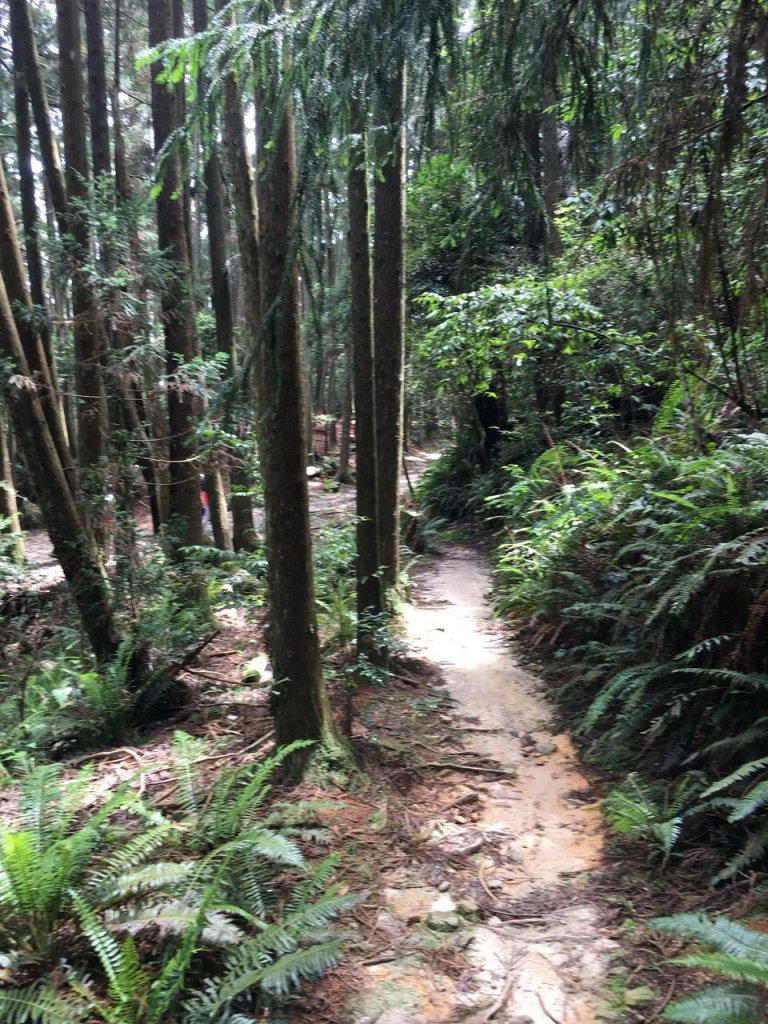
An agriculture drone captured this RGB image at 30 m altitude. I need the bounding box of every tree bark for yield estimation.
[192,0,238,554]
[0,400,25,565]
[56,0,110,480]
[217,29,261,553]
[541,98,563,259]
[149,0,204,551]
[84,0,112,179]
[348,99,383,651]
[0,274,121,664]
[373,71,406,596]
[0,159,75,490]
[9,0,68,235]
[259,96,341,769]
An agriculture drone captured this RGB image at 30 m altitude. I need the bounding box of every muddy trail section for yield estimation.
[293,547,619,1024]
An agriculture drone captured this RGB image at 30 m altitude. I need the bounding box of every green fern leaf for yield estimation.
[0,982,89,1024]
[662,983,765,1023]
[654,914,768,966]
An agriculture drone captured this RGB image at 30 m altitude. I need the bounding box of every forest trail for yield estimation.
[338,546,616,1024]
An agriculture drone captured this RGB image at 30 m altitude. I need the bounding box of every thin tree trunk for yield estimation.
[9,0,68,234]
[149,0,204,552]
[84,0,112,179]
[0,274,120,664]
[348,98,383,652]
[541,98,563,259]
[12,63,60,389]
[335,337,353,485]
[111,72,168,531]
[218,48,260,553]
[192,0,236,554]
[257,95,340,769]
[373,70,406,596]
[0,399,25,565]
[0,159,75,489]
[56,0,110,482]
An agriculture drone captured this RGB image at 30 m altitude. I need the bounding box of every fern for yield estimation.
[654,914,768,1023]
[0,982,89,1024]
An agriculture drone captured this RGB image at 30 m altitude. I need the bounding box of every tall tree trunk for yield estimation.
[9,0,68,234]
[0,274,121,663]
[111,69,169,531]
[541,97,563,259]
[57,0,110,483]
[373,70,406,596]
[335,337,353,485]
[84,0,112,179]
[192,0,237,554]
[149,0,204,551]
[259,98,339,767]
[348,99,383,652]
[0,159,75,490]
[0,400,25,565]
[12,61,60,388]
[218,54,260,553]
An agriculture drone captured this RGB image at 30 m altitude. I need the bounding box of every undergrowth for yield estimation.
[481,430,768,879]
[0,740,357,1023]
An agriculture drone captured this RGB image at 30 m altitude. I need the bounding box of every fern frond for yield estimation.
[672,953,768,986]
[84,824,181,899]
[0,982,89,1024]
[654,914,768,966]
[72,891,126,987]
[101,860,199,904]
[701,759,768,799]
[662,983,765,1023]
[110,899,246,946]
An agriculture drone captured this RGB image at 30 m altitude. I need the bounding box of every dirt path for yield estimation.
[337,546,617,1024]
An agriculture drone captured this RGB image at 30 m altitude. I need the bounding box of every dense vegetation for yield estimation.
[1,0,768,1018]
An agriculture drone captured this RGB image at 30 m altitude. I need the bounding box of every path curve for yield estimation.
[399,546,615,1024]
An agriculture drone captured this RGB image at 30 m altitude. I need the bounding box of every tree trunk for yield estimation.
[12,60,60,391]
[373,70,406,597]
[335,337,353,485]
[348,99,383,652]
[541,98,563,259]
[56,0,109,483]
[9,0,68,234]
[111,68,168,532]
[192,0,237,555]
[258,97,341,771]
[84,0,112,179]
[0,274,121,664]
[218,51,260,553]
[0,399,25,565]
[149,0,204,552]
[0,159,75,490]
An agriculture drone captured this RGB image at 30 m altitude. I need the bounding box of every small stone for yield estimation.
[505,841,525,865]
[536,741,558,756]
[487,878,504,890]
[456,899,480,919]
[455,814,468,824]
[624,986,656,1007]
[427,910,462,932]
[487,916,503,927]
[454,931,475,949]
[437,880,451,892]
